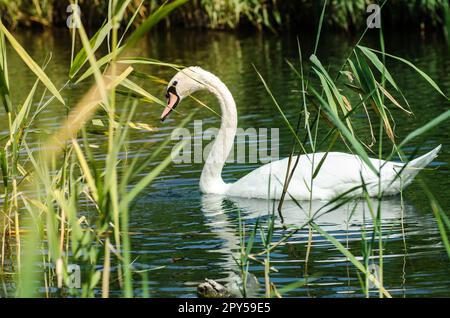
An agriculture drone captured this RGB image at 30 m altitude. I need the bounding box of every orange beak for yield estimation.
[161,91,179,122]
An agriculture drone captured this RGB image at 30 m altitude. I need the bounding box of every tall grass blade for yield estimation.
[0,20,64,104]
[69,21,113,79]
[309,85,378,174]
[366,47,450,101]
[398,108,450,149]
[0,29,11,113]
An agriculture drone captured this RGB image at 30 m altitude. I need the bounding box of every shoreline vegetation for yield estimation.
[0,0,449,35]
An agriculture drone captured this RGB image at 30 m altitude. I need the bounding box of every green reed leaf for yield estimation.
[366,47,449,100]
[0,20,64,104]
[69,21,113,79]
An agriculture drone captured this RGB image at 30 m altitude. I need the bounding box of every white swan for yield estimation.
[161,66,441,200]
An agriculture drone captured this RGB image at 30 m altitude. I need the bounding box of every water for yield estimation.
[1,28,450,297]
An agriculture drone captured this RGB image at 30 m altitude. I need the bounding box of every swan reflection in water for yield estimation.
[200,194,417,275]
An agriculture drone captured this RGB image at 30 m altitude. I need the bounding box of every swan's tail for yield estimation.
[396,145,442,187]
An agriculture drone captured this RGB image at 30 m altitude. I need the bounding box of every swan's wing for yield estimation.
[227,153,397,200]
[227,156,306,199]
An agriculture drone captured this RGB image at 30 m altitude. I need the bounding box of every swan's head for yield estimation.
[161,66,209,122]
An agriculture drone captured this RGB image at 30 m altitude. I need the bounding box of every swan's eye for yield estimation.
[173,81,178,86]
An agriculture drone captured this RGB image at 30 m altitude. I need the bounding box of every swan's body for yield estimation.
[161,66,441,201]
[225,149,440,200]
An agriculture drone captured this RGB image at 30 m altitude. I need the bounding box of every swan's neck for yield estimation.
[199,75,237,194]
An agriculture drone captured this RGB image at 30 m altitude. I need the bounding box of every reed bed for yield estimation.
[0,0,190,297]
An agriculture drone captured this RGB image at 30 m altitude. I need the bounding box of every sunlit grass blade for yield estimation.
[0,29,12,113]
[366,47,450,101]
[45,66,133,157]
[254,66,308,155]
[11,78,39,134]
[313,0,328,54]
[75,46,125,84]
[121,134,190,208]
[118,0,144,46]
[0,20,64,104]
[72,139,99,202]
[415,179,450,258]
[358,46,399,90]
[309,85,378,174]
[398,108,450,149]
[358,45,411,112]
[119,78,164,105]
[69,20,113,79]
[352,50,395,141]
[118,57,182,69]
